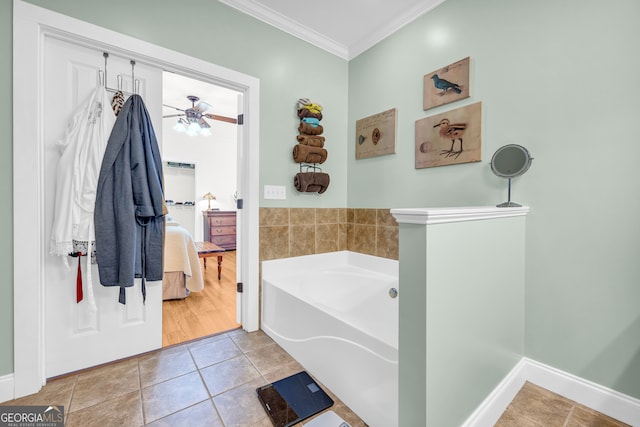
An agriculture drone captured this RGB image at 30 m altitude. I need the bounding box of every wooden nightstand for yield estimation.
[203,210,236,250]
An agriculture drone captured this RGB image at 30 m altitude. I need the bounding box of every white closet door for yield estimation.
[43,36,164,378]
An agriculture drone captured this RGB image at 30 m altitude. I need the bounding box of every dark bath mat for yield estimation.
[256,371,334,427]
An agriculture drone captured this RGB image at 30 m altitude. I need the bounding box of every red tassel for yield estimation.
[76,252,83,303]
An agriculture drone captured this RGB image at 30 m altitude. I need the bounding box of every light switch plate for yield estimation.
[264,185,286,200]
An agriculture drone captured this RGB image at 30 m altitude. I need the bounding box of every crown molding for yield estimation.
[349,0,446,59]
[219,0,446,60]
[219,0,349,60]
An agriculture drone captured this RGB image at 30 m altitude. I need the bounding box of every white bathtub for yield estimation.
[261,251,399,427]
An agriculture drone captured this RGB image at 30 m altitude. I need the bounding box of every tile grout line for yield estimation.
[375,209,379,256]
[139,338,223,425]
[65,375,79,424]
[190,331,232,427]
[136,357,146,426]
[562,404,576,427]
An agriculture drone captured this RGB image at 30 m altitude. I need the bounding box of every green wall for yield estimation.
[0,0,348,377]
[3,0,640,412]
[19,0,349,210]
[0,2,14,378]
[398,224,427,427]
[349,0,640,400]
[424,217,525,426]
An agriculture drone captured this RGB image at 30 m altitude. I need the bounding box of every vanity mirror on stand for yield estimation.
[490,144,533,207]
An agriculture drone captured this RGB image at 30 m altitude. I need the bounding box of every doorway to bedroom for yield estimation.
[15,1,261,395]
[161,71,242,346]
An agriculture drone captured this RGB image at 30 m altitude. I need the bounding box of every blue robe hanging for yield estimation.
[95,94,165,304]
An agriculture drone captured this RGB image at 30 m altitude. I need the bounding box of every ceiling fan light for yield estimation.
[166,95,233,136]
[173,119,187,132]
[186,123,200,136]
[185,109,198,121]
[194,101,211,113]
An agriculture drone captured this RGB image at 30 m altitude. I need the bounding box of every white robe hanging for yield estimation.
[49,85,116,310]
[50,85,116,255]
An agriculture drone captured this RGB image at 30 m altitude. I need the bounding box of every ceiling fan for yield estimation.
[163,95,238,135]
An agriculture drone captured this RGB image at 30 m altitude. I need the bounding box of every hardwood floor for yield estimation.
[162,250,240,347]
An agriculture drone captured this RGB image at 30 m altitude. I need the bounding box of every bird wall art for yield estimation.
[431,74,462,94]
[355,108,397,159]
[423,57,470,110]
[415,102,482,169]
[433,118,467,159]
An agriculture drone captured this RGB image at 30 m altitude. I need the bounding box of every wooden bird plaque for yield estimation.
[423,57,470,110]
[415,102,481,169]
[355,108,397,159]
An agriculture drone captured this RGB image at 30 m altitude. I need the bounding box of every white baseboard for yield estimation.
[524,358,640,426]
[461,357,640,427]
[460,358,528,427]
[0,373,14,404]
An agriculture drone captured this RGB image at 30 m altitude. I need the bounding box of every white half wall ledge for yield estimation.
[391,205,530,225]
[461,357,640,427]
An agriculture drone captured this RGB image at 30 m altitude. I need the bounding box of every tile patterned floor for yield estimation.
[1,329,367,427]
[1,331,632,427]
[495,381,631,427]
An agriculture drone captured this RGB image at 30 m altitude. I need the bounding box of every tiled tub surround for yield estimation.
[259,208,398,262]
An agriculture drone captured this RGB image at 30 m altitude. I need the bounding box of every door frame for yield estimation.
[13,0,260,398]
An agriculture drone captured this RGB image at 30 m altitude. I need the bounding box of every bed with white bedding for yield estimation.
[163,218,204,300]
